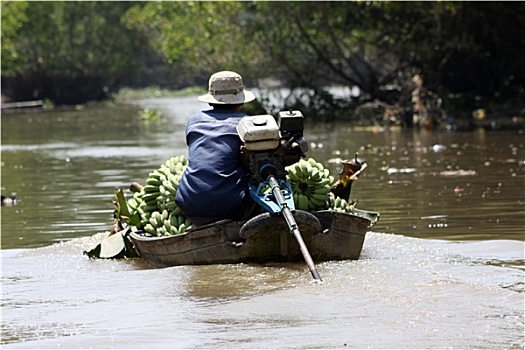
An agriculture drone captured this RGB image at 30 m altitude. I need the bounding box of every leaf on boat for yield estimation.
[99,232,127,258]
[114,188,131,219]
[84,231,126,259]
[349,208,380,228]
[84,228,141,259]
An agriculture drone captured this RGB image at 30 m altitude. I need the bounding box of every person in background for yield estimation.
[175,71,258,226]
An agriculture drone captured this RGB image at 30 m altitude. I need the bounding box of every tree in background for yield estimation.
[371,2,525,117]
[122,1,263,85]
[1,1,145,104]
[126,1,524,122]
[241,2,524,122]
[239,1,407,119]
[2,1,523,125]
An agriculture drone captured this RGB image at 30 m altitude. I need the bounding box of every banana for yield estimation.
[167,172,179,185]
[149,212,160,227]
[301,194,311,211]
[293,193,299,206]
[148,170,162,180]
[127,198,138,210]
[169,214,178,227]
[149,212,159,225]
[169,162,177,175]
[309,158,324,171]
[157,166,170,178]
[334,196,342,209]
[339,198,350,213]
[123,155,198,236]
[144,199,157,207]
[294,193,307,210]
[287,157,335,212]
[308,193,327,208]
[146,177,162,186]
[293,163,304,178]
[142,191,160,202]
[166,201,177,212]
[157,225,168,236]
[174,163,184,174]
[140,204,157,212]
[163,180,177,196]
[298,160,311,177]
[142,184,159,193]
[156,193,167,204]
[156,212,165,227]
[317,178,332,187]
[312,185,331,195]
[177,215,184,228]
[173,206,182,216]
[309,168,322,182]
[161,185,171,197]
[306,196,315,210]
[144,224,156,236]
[164,218,172,231]
[286,167,300,180]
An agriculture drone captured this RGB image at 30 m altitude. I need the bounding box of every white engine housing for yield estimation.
[236,115,280,151]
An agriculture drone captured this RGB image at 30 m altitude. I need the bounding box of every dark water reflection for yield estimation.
[1,98,524,249]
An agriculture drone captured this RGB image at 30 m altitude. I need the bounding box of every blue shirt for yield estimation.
[175,109,249,224]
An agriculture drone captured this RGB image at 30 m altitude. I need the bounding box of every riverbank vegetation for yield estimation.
[2,1,524,128]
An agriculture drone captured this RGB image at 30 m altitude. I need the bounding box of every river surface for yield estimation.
[1,95,524,349]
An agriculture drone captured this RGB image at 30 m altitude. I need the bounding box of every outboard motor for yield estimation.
[237,111,307,212]
[237,111,322,282]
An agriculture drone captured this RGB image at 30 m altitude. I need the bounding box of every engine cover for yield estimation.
[236,115,280,151]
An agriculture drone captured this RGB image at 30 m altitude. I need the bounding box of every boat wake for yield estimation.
[3,231,524,349]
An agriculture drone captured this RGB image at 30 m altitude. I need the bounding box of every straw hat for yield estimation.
[198,71,255,104]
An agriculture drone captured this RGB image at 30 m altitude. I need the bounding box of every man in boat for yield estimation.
[175,71,259,226]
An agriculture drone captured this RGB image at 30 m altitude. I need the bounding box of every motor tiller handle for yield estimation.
[267,175,323,282]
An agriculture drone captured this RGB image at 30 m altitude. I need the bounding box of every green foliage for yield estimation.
[245,2,524,118]
[114,86,206,100]
[3,2,136,76]
[1,1,29,73]
[138,108,162,121]
[3,1,523,120]
[123,1,262,79]
[1,1,145,104]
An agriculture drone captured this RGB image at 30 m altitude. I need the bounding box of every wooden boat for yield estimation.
[128,209,376,268]
[85,155,379,270]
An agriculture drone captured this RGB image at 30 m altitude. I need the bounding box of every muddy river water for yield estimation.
[1,95,524,348]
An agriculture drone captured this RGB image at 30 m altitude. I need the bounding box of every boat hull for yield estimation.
[129,210,370,268]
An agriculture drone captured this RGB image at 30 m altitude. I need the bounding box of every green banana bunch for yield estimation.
[286,157,359,214]
[142,209,193,237]
[164,212,193,236]
[156,155,187,214]
[286,158,334,211]
[328,193,355,213]
[125,155,193,235]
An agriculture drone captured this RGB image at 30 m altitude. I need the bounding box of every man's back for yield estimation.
[175,109,249,225]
